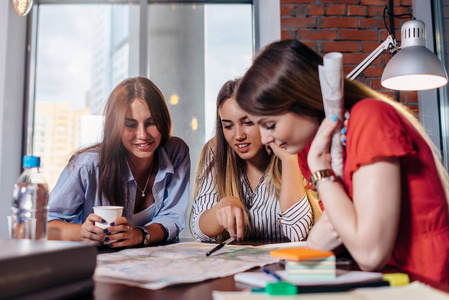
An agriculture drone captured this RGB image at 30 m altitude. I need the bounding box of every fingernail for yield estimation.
[333,115,338,122]
[100,219,106,223]
[103,229,108,233]
[106,233,111,236]
[104,237,110,241]
[110,222,115,226]
[98,241,103,246]
[341,136,347,142]
[345,112,350,119]
[341,127,347,134]
[108,244,114,248]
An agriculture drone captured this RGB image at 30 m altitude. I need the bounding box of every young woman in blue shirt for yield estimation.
[48,77,190,248]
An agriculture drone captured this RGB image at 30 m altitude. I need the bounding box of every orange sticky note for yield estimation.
[270,248,334,261]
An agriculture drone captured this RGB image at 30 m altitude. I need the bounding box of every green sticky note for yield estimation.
[265,282,298,295]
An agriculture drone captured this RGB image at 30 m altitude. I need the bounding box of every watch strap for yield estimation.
[309,169,337,189]
[135,226,150,247]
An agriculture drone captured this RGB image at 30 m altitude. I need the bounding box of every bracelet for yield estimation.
[309,169,337,189]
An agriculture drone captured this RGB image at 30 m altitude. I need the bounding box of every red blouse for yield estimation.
[300,99,449,284]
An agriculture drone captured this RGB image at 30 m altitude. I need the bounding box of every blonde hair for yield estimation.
[192,78,314,241]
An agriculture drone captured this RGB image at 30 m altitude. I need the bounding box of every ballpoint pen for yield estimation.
[263,267,282,282]
[206,235,236,257]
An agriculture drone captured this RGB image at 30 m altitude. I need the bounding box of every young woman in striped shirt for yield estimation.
[191,79,320,243]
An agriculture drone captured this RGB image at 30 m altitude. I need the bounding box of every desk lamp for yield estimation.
[381,19,448,91]
[347,9,448,91]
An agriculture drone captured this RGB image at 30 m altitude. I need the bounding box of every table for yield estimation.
[78,242,449,300]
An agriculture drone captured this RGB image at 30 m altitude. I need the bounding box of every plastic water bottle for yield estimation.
[10,155,49,240]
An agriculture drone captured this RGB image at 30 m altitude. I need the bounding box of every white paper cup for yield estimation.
[93,206,123,229]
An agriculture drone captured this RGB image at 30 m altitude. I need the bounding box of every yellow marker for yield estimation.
[382,273,410,286]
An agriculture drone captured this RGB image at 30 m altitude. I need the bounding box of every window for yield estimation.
[30,2,253,192]
[26,0,260,239]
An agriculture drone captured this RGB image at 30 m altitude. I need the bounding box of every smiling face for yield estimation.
[121,97,162,165]
[219,97,265,162]
[249,112,320,154]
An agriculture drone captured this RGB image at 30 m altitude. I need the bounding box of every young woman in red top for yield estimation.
[235,39,449,284]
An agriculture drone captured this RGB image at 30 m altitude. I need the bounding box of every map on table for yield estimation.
[94,241,306,290]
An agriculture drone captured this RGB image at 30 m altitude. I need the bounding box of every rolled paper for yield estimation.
[318,52,345,179]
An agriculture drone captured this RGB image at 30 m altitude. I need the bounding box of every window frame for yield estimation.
[414,0,449,170]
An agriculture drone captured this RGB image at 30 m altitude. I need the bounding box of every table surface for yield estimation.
[78,241,449,300]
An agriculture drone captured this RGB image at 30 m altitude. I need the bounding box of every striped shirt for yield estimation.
[191,151,313,243]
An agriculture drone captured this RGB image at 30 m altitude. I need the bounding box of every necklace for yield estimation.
[133,155,158,198]
[136,169,152,197]
[242,166,266,209]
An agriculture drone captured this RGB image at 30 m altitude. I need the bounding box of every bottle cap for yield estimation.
[23,155,41,168]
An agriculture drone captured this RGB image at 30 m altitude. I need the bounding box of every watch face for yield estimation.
[143,232,151,246]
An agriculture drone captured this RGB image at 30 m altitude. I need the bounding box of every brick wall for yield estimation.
[280,0,418,114]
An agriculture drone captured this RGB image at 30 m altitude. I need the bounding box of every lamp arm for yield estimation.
[347,35,398,80]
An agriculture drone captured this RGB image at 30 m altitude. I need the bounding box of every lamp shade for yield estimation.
[381,19,448,91]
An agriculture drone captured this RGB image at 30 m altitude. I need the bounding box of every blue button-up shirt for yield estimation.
[48,136,190,241]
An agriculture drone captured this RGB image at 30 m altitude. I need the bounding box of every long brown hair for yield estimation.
[193,79,283,234]
[236,39,449,201]
[236,39,386,119]
[71,77,172,208]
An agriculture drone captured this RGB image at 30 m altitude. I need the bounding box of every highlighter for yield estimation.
[265,282,298,295]
[382,273,410,286]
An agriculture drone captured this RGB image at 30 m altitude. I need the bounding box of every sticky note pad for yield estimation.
[383,273,410,286]
[270,248,334,261]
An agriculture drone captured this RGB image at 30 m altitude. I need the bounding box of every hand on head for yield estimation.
[307,116,341,173]
[80,214,135,248]
[266,142,297,162]
[215,196,245,242]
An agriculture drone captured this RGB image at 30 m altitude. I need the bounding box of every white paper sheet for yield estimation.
[318,52,345,179]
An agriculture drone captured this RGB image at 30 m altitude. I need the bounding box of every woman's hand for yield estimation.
[266,142,297,163]
[215,196,246,242]
[102,216,137,248]
[307,212,342,250]
[307,117,340,173]
[79,213,107,244]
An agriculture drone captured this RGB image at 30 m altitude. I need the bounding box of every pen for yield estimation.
[206,235,236,256]
[263,267,282,282]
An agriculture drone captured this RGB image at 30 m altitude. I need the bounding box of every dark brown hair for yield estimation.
[236,39,383,120]
[236,39,449,204]
[73,77,171,207]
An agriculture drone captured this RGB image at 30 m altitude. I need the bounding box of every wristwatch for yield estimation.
[136,226,151,247]
[309,169,337,189]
